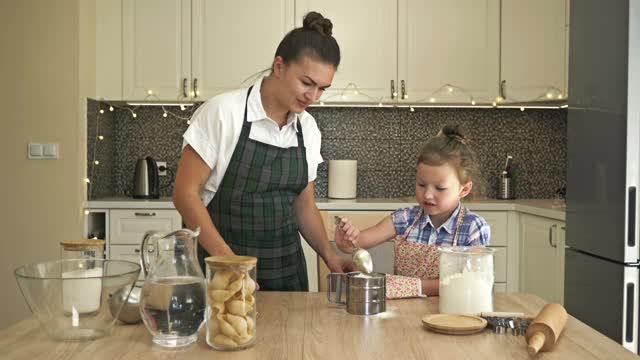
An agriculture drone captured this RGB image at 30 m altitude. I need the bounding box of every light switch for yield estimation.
[28,143,43,158]
[43,143,58,158]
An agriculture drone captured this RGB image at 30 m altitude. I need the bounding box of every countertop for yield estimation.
[86,197,565,220]
[0,292,633,359]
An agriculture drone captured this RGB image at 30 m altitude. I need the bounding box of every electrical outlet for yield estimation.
[156,161,167,176]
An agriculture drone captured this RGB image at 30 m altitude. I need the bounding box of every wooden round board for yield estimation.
[422,314,487,335]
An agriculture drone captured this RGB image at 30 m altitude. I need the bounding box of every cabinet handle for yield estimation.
[401,80,407,99]
[390,80,397,99]
[134,248,141,253]
[549,224,558,248]
[499,79,507,100]
[182,78,188,98]
[193,78,199,98]
[134,212,156,217]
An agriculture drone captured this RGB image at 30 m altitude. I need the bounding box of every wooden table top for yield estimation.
[0,292,637,359]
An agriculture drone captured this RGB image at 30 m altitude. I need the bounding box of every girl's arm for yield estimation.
[421,279,439,296]
[335,216,396,253]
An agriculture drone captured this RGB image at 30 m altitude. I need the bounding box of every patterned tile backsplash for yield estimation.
[87,99,567,200]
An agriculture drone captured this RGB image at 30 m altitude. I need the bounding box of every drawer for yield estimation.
[474,211,508,246]
[491,246,507,283]
[493,283,507,293]
[109,209,182,245]
[109,245,144,280]
[321,211,390,241]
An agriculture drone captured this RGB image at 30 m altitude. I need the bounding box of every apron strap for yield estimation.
[397,209,424,241]
[451,206,466,247]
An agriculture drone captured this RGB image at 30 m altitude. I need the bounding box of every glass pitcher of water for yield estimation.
[139,227,206,348]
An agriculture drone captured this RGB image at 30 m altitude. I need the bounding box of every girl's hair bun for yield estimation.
[438,124,469,145]
[303,11,333,36]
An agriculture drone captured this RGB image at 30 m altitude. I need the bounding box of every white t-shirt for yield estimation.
[182,76,324,206]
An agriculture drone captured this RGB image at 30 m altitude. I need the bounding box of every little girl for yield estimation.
[335,125,490,296]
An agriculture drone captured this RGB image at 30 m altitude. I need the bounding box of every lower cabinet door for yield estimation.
[300,236,318,292]
[493,283,507,292]
[492,246,507,283]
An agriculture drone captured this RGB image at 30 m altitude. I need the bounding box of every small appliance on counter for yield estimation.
[497,155,514,200]
[328,160,357,199]
[133,157,159,199]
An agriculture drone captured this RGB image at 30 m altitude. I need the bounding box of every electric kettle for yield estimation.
[133,157,159,199]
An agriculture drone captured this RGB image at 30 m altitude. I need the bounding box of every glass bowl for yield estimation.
[14,259,140,341]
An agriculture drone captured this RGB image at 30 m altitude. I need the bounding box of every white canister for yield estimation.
[328,160,357,199]
[438,247,495,314]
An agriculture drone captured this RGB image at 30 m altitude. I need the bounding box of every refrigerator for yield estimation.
[565,0,640,353]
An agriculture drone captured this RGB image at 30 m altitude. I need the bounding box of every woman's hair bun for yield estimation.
[303,11,333,36]
[438,124,469,145]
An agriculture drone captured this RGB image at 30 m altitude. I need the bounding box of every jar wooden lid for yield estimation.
[60,239,106,249]
[205,256,257,267]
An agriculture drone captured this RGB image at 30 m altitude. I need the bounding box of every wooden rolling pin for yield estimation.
[525,303,568,355]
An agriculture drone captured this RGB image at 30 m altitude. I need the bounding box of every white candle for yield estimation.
[62,267,103,314]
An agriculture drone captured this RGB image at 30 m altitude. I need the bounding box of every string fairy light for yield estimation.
[86,97,201,197]
[312,81,567,111]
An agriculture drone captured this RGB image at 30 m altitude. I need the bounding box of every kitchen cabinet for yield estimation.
[107,209,182,280]
[122,0,191,100]
[295,0,397,102]
[472,210,517,291]
[100,0,568,104]
[105,0,294,100]
[296,0,499,104]
[500,0,569,102]
[398,0,500,104]
[191,0,294,98]
[520,213,566,304]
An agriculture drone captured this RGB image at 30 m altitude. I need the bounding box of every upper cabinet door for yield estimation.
[398,0,500,104]
[191,0,294,99]
[501,0,568,102]
[123,0,191,100]
[295,0,398,103]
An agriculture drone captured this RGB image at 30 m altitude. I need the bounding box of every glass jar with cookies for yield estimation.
[204,256,257,351]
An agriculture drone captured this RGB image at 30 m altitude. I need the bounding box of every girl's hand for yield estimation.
[334,217,361,253]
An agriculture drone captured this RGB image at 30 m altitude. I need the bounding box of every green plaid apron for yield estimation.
[198,86,309,291]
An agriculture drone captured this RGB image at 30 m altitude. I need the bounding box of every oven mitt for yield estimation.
[385,274,424,299]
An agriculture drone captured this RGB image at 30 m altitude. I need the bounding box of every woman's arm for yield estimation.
[172,145,234,256]
[294,182,353,273]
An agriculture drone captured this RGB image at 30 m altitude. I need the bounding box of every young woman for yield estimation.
[173,12,352,291]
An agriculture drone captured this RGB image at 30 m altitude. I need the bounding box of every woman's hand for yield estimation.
[324,254,356,274]
[334,217,361,253]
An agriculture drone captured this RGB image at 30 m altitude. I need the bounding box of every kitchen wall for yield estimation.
[87,99,566,200]
[0,0,94,330]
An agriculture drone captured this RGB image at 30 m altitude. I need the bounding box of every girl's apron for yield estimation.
[394,206,466,280]
[198,86,310,291]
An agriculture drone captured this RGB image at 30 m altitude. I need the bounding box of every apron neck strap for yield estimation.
[451,206,466,247]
